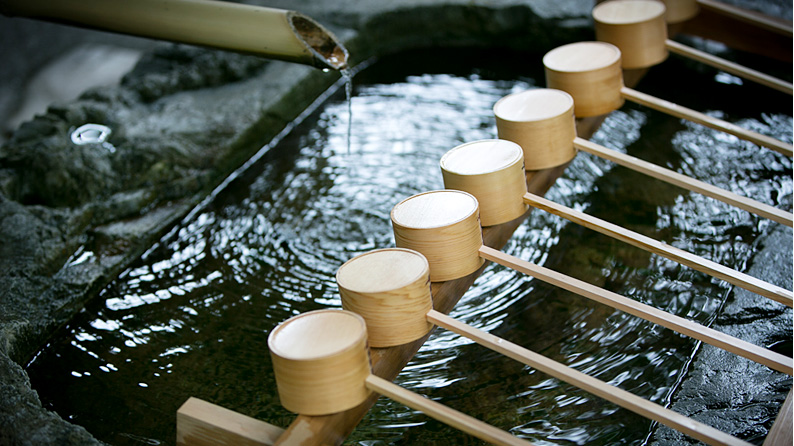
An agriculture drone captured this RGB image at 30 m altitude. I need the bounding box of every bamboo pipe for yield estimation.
[523,192,794,307]
[268,309,533,446]
[336,248,779,445]
[543,41,793,156]
[493,88,793,226]
[387,193,793,374]
[0,0,348,70]
[592,0,792,94]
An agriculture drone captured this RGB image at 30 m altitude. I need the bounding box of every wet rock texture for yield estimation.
[651,225,793,445]
[0,0,790,444]
[0,1,592,444]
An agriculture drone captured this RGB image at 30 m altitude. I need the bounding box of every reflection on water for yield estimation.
[26,48,792,445]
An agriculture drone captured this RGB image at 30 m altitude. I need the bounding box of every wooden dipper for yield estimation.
[493,89,578,170]
[658,0,699,24]
[440,140,529,226]
[337,248,434,347]
[268,309,534,445]
[493,88,792,225]
[594,0,792,93]
[543,42,624,118]
[268,309,371,415]
[592,0,669,69]
[543,41,793,155]
[391,190,484,282]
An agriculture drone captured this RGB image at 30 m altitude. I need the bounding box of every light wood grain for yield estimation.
[665,40,792,94]
[593,0,669,69]
[426,310,754,446]
[764,390,793,445]
[523,192,794,307]
[176,397,284,446]
[268,310,372,415]
[660,0,700,24]
[441,140,529,226]
[337,248,434,347]
[273,163,570,445]
[391,190,484,281]
[365,374,534,446]
[477,245,792,375]
[494,89,579,168]
[543,42,625,118]
[620,86,793,156]
[573,138,793,226]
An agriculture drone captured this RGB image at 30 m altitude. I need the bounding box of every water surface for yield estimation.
[26,48,792,445]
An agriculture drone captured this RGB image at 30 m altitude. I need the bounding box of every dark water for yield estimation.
[26,48,792,445]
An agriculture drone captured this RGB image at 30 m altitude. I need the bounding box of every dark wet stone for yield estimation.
[0,352,103,446]
[650,225,793,445]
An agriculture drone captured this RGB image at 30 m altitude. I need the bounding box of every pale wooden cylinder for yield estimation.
[391,190,484,282]
[658,0,699,23]
[593,0,669,69]
[544,42,625,118]
[268,309,372,415]
[440,140,529,226]
[493,89,578,170]
[337,248,434,347]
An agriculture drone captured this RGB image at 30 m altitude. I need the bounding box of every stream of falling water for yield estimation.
[25,48,792,446]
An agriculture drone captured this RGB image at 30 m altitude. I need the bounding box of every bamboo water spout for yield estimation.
[0,0,349,70]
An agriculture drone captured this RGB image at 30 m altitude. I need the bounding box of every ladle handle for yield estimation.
[523,193,794,307]
[426,309,753,446]
[665,40,793,95]
[697,0,793,37]
[620,87,793,157]
[364,374,533,446]
[477,245,792,375]
[572,137,794,227]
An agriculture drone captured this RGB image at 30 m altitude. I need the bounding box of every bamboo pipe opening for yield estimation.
[593,0,793,93]
[0,0,349,70]
[543,41,793,155]
[440,140,529,226]
[492,88,792,226]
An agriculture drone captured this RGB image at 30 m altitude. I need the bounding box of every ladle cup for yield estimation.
[440,139,529,226]
[592,0,792,94]
[492,88,793,227]
[268,308,532,445]
[543,41,793,156]
[334,246,785,446]
[386,190,792,374]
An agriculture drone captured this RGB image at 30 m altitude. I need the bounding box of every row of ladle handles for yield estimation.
[266,1,792,445]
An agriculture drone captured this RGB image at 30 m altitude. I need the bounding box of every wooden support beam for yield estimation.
[177,397,285,446]
[764,390,793,446]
